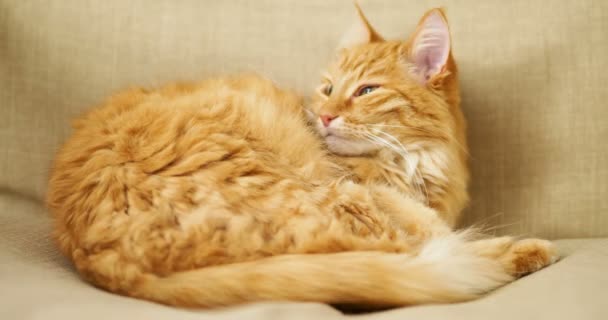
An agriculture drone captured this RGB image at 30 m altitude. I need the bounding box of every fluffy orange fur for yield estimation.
[46,7,557,309]
[309,5,467,226]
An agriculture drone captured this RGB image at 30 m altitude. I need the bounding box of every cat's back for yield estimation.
[72,74,306,141]
[46,75,334,246]
[57,74,323,172]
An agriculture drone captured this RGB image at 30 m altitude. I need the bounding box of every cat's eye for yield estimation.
[354,85,379,97]
[323,84,333,96]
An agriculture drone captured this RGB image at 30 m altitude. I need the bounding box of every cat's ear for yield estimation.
[407,8,452,84]
[338,3,384,50]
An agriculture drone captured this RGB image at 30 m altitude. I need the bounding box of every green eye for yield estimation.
[355,85,378,97]
[323,84,333,96]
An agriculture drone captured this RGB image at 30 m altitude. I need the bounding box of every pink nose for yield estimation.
[320,114,337,127]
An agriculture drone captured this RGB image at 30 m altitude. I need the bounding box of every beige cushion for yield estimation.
[1,195,606,319]
[2,1,606,317]
[1,0,607,239]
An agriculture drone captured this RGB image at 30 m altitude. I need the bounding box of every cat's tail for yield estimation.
[128,234,514,308]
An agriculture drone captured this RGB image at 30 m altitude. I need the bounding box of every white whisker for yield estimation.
[372,129,430,205]
[368,124,469,156]
[360,129,430,206]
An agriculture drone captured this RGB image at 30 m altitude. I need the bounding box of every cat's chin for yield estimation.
[325,135,377,156]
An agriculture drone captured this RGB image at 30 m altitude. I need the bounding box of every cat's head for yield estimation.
[309,5,463,157]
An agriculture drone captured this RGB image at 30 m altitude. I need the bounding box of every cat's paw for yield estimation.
[502,239,559,276]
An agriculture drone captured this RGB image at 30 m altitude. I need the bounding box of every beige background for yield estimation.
[2,1,608,319]
[1,0,607,239]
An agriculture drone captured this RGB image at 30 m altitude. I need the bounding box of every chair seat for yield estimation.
[1,194,606,320]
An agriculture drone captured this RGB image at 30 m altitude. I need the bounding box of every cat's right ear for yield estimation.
[406,8,452,85]
[337,3,384,50]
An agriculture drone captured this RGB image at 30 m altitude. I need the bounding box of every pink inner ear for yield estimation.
[412,12,450,82]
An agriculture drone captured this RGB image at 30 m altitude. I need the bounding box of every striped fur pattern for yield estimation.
[46,8,558,309]
[309,6,466,226]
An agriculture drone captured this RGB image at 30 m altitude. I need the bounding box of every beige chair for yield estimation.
[1,1,606,319]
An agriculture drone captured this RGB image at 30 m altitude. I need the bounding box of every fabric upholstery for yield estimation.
[1,195,606,319]
[1,1,607,318]
[2,0,607,239]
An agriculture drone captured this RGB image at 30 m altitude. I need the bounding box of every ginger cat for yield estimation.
[46,7,557,309]
[310,5,467,227]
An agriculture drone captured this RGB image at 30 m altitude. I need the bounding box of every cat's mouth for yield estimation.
[314,118,379,156]
[323,131,378,156]
[325,133,350,143]
[323,126,345,138]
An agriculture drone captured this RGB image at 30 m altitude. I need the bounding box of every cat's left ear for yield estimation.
[407,8,452,84]
[338,3,384,50]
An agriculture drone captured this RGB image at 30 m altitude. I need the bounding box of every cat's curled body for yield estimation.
[47,8,557,309]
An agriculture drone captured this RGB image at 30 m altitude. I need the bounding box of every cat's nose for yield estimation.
[320,114,337,127]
